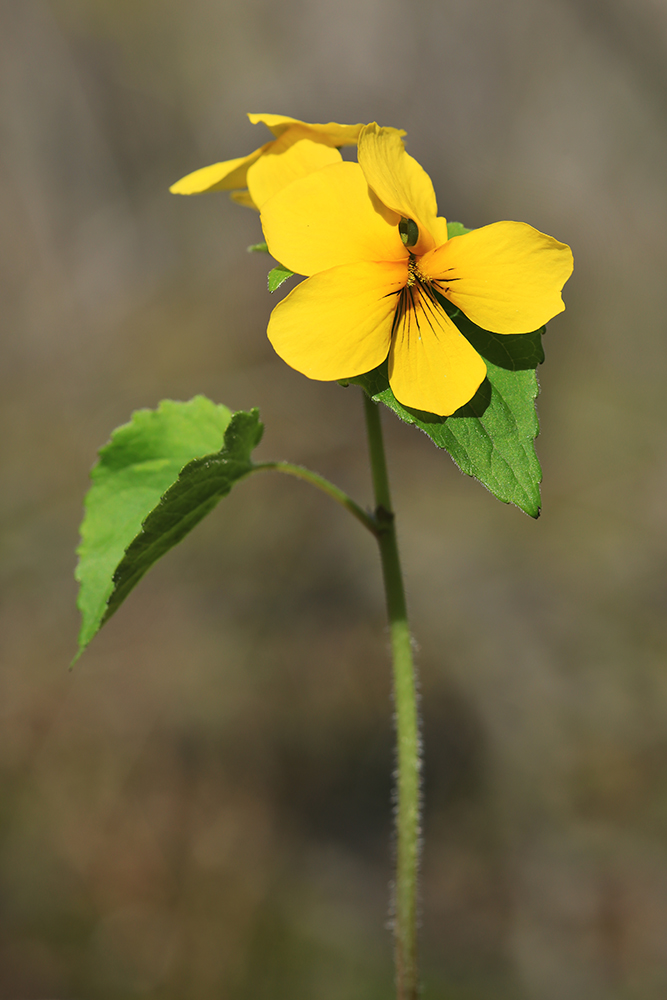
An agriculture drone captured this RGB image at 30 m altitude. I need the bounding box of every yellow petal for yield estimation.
[421,221,574,333]
[358,124,439,255]
[261,161,406,276]
[267,260,407,380]
[248,113,385,145]
[388,285,487,415]
[246,133,342,209]
[169,145,270,195]
[229,189,257,209]
[430,216,450,246]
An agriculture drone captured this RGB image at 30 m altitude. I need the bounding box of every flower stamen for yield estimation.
[406,253,429,288]
[391,260,443,344]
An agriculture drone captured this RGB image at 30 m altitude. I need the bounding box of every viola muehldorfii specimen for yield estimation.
[260,123,573,416]
[75,112,575,1000]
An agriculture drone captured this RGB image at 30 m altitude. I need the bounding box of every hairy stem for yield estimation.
[253,404,421,998]
[362,392,421,1000]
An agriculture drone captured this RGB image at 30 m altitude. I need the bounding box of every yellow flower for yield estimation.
[260,124,574,416]
[170,113,384,211]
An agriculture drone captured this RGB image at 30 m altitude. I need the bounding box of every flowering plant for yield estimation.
[75,113,572,1000]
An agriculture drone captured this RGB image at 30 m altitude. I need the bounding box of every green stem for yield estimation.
[251,461,378,536]
[254,405,421,997]
[362,392,421,1000]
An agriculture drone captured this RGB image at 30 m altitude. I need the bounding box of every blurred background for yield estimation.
[2,1,667,997]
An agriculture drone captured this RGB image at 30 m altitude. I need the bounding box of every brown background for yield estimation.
[2,1,667,997]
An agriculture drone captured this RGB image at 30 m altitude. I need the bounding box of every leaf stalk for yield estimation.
[251,461,378,535]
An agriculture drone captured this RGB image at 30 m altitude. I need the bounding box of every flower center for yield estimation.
[406,253,429,288]
[390,253,441,343]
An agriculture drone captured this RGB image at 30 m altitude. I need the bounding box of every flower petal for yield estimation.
[358,124,439,255]
[248,113,386,145]
[388,286,487,415]
[169,145,269,195]
[261,162,407,276]
[229,189,257,209]
[421,221,574,333]
[246,132,342,209]
[267,260,407,380]
[430,217,450,246]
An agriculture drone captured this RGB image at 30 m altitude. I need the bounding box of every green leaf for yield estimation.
[437,296,545,372]
[249,241,295,289]
[75,397,263,658]
[340,218,544,516]
[268,263,295,292]
[249,241,295,290]
[346,360,542,516]
[445,220,471,238]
